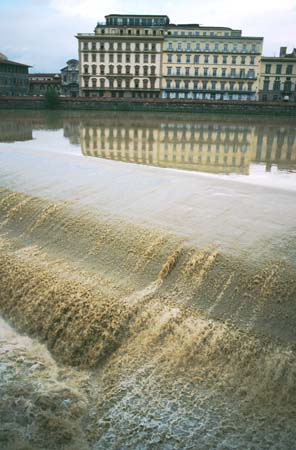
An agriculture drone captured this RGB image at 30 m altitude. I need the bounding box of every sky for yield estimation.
[0,0,295,72]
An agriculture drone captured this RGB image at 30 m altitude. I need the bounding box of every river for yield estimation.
[0,110,295,450]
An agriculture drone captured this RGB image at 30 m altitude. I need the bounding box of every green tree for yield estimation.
[44,87,59,109]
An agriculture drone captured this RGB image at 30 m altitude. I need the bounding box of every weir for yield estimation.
[0,112,295,450]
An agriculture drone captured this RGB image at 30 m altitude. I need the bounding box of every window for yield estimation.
[83,65,89,74]
[193,80,198,89]
[109,54,114,63]
[265,64,271,74]
[230,68,236,77]
[185,67,190,76]
[143,66,148,76]
[176,80,180,89]
[151,66,156,75]
[143,79,149,89]
[126,43,130,51]
[84,54,88,62]
[205,43,209,52]
[135,54,140,63]
[92,54,96,62]
[194,67,199,76]
[204,68,208,76]
[238,82,244,91]
[273,77,280,90]
[126,79,130,88]
[167,66,172,75]
[151,55,156,63]
[186,43,191,51]
[83,42,88,50]
[250,56,255,65]
[134,79,139,88]
[168,42,173,51]
[263,80,269,91]
[286,65,293,75]
[241,56,246,64]
[109,65,114,74]
[117,54,122,63]
[176,66,181,76]
[204,55,209,63]
[135,43,140,51]
[100,78,105,88]
[100,43,105,50]
[144,43,149,51]
[186,54,191,63]
[167,54,172,63]
[118,43,122,50]
[177,42,182,51]
[194,55,199,64]
[126,65,130,74]
[248,69,255,78]
[117,65,122,74]
[92,65,96,75]
[177,54,182,63]
[213,55,218,64]
[117,79,122,88]
[109,43,114,50]
[240,69,245,78]
[211,81,216,90]
[91,42,96,50]
[221,68,226,77]
[224,43,228,52]
[276,64,282,74]
[100,54,105,62]
[231,56,237,64]
[92,78,97,87]
[135,65,140,75]
[100,65,104,75]
[248,82,253,91]
[126,55,130,63]
[213,68,217,77]
[166,79,172,88]
[223,55,227,64]
[144,54,148,63]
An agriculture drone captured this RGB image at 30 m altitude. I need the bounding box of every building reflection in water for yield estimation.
[80,117,296,175]
[0,118,33,143]
[0,111,295,176]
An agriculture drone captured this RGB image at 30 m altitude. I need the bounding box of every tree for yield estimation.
[44,87,59,109]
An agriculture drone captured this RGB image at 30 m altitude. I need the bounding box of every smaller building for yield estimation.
[259,47,296,102]
[61,59,79,97]
[0,53,30,96]
[29,73,61,96]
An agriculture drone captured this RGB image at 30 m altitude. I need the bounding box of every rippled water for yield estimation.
[0,111,295,450]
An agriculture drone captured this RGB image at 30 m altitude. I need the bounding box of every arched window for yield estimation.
[143,66,148,76]
[92,65,96,75]
[134,79,139,89]
[92,78,97,87]
[109,65,114,74]
[117,65,122,74]
[135,65,140,75]
[143,79,149,89]
[117,78,122,88]
[100,65,104,75]
[84,65,89,74]
[100,78,105,88]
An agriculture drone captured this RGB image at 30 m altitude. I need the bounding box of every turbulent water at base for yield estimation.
[0,185,296,450]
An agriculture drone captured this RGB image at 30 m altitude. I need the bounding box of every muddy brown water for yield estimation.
[0,111,296,450]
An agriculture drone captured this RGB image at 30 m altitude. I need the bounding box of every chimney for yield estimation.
[279,46,287,57]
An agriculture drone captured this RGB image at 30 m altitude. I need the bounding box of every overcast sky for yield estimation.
[0,0,295,72]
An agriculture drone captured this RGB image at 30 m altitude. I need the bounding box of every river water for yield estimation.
[0,110,295,450]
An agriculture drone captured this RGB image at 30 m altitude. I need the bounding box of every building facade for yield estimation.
[76,14,263,100]
[29,73,61,96]
[0,53,30,96]
[259,47,296,102]
[162,25,263,101]
[77,14,166,98]
[61,59,79,97]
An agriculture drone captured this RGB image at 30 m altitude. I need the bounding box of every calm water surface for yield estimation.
[0,110,296,190]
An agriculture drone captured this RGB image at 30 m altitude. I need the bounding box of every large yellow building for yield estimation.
[76,14,263,100]
[259,47,296,102]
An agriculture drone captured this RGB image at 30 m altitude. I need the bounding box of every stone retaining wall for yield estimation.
[0,96,295,115]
